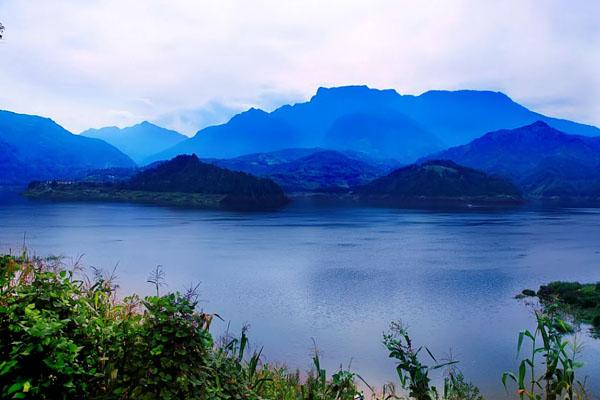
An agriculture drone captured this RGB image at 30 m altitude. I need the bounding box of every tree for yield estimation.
[0,22,4,39]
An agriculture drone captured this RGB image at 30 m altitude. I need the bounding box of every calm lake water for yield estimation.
[1,191,600,398]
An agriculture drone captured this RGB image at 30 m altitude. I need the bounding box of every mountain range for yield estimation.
[81,121,187,164]
[0,110,135,185]
[2,85,600,206]
[425,121,600,200]
[210,148,394,192]
[145,86,600,164]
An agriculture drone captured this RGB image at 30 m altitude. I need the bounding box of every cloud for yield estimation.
[0,0,598,134]
[154,101,245,136]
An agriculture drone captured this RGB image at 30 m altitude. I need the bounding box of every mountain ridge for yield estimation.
[82,121,187,164]
[0,110,135,184]
[211,149,391,192]
[424,121,600,201]
[146,86,599,164]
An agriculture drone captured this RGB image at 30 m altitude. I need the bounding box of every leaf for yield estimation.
[7,382,22,395]
[518,361,527,388]
[502,371,517,389]
[425,346,437,363]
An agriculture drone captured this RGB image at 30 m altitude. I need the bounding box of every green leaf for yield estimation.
[518,361,527,388]
[7,382,22,395]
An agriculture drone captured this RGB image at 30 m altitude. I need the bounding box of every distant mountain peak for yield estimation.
[483,120,567,141]
[246,107,267,115]
[423,122,600,200]
[145,85,600,164]
[312,85,399,101]
[527,120,551,129]
[81,121,187,164]
[0,110,135,184]
[230,107,268,121]
[421,89,511,97]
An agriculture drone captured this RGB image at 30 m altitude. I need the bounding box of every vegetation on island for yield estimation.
[356,160,523,207]
[3,90,600,208]
[24,154,288,211]
[0,252,595,399]
[212,149,392,193]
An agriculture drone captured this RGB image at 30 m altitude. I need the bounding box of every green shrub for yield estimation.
[0,254,114,399]
[0,254,362,400]
[4,253,596,400]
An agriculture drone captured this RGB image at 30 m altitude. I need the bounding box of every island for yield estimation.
[520,281,600,333]
[355,160,523,207]
[24,154,289,211]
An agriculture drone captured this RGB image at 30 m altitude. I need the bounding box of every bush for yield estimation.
[0,255,113,398]
[0,254,362,400]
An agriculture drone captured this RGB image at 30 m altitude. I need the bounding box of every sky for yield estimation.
[0,0,599,136]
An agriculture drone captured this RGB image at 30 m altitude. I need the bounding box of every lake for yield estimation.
[1,191,599,398]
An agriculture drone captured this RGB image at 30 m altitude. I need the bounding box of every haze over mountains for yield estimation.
[0,110,135,185]
[81,121,187,164]
[2,85,600,206]
[147,86,600,164]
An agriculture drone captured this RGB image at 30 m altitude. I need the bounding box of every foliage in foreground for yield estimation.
[502,305,590,400]
[535,282,600,331]
[0,254,364,399]
[0,254,593,399]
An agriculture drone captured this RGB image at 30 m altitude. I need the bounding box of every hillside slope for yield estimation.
[26,154,288,210]
[357,160,522,207]
[82,121,187,164]
[0,110,135,184]
[211,149,393,192]
[426,121,600,200]
[148,86,599,163]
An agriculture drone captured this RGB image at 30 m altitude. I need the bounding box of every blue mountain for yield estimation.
[211,149,392,192]
[424,121,600,200]
[322,111,441,160]
[147,86,599,163]
[0,110,135,184]
[81,121,187,164]
[145,108,303,164]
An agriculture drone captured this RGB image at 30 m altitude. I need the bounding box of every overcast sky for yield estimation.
[0,0,598,135]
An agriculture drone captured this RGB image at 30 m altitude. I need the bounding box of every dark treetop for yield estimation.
[356,160,522,207]
[26,154,288,211]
